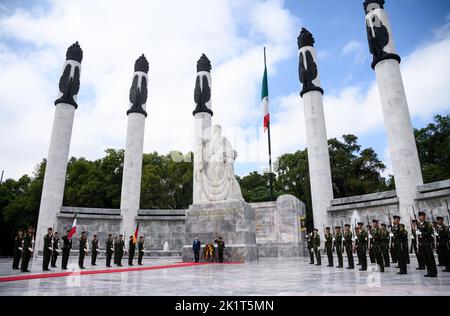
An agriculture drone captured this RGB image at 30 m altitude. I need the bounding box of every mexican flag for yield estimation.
[261,62,270,132]
[67,212,77,239]
[133,221,140,244]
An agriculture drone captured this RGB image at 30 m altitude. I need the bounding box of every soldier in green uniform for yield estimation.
[312,229,321,266]
[91,234,99,266]
[392,216,408,274]
[113,236,119,265]
[214,237,225,263]
[306,232,314,264]
[43,227,53,271]
[367,225,375,264]
[138,236,145,265]
[334,226,343,268]
[21,226,34,273]
[380,223,391,267]
[61,229,72,270]
[128,235,136,266]
[371,220,385,272]
[12,229,24,270]
[356,223,368,271]
[433,221,443,266]
[51,232,59,268]
[79,231,88,269]
[354,226,361,266]
[116,235,124,266]
[106,234,113,267]
[417,211,438,277]
[389,224,397,264]
[410,219,425,270]
[324,227,333,267]
[343,224,354,269]
[436,216,450,272]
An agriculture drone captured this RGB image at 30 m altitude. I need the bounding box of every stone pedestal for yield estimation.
[182,200,257,262]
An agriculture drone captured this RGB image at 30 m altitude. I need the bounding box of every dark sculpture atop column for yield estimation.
[127,54,148,117]
[193,54,213,116]
[364,0,401,69]
[54,41,83,108]
[297,28,323,98]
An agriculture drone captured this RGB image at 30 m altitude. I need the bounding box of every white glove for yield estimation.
[84,248,88,253]
[332,238,335,241]
[48,247,52,251]
[389,233,394,237]
[140,250,144,253]
[110,248,114,251]
[18,247,23,251]
[410,235,414,240]
[29,247,33,252]
[369,235,373,239]
[416,231,422,236]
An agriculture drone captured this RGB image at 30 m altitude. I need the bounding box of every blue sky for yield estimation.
[0,0,449,180]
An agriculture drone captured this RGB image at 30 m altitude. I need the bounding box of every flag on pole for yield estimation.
[67,212,77,239]
[133,221,140,244]
[261,53,270,132]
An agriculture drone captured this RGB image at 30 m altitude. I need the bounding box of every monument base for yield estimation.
[182,200,258,263]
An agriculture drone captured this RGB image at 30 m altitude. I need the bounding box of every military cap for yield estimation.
[411,219,417,223]
[372,219,379,223]
[335,226,341,229]
[380,223,386,227]
[325,227,330,230]
[345,224,350,227]
[393,215,400,220]
[357,222,364,225]
[436,216,443,221]
[418,211,426,217]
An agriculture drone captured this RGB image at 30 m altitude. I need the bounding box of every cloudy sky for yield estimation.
[1,0,449,181]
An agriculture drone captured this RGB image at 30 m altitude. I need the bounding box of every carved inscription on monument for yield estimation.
[189,208,243,221]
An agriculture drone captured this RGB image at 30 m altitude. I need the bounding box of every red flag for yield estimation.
[133,221,140,244]
[67,212,77,239]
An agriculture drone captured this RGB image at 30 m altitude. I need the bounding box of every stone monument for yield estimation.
[182,54,257,263]
[120,54,149,235]
[363,0,423,225]
[35,42,83,255]
[298,28,334,233]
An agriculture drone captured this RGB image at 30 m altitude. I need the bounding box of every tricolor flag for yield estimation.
[67,212,77,239]
[261,58,270,132]
[133,221,140,244]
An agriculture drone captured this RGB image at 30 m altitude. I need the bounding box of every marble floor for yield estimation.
[0,257,449,296]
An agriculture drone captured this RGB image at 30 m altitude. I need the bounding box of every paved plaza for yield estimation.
[0,256,449,296]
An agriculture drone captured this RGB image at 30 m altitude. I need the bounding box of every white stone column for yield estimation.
[192,54,213,204]
[298,28,334,233]
[120,55,149,235]
[35,42,83,255]
[364,1,423,223]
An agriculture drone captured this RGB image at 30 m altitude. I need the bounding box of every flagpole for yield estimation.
[264,47,274,201]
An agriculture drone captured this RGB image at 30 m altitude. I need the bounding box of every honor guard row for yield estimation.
[306,211,450,278]
[12,228,146,272]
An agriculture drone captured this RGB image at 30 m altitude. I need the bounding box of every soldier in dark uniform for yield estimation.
[392,216,408,274]
[312,229,321,266]
[356,223,368,271]
[51,232,60,268]
[113,236,119,265]
[138,236,144,265]
[12,229,24,270]
[389,224,397,264]
[128,236,136,266]
[334,226,343,268]
[91,234,99,266]
[380,223,391,267]
[436,216,450,272]
[21,226,34,272]
[371,220,385,272]
[367,225,375,264]
[433,221,443,266]
[343,224,354,269]
[410,219,425,270]
[324,227,333,267]
[106,234,114,267]
[61,229,72,270]
[116,235,124,266]
[43,227,53,271]
[306,232,314,264]
[214,237,225,263]
[417,211,438,277]
[79,231,88,269]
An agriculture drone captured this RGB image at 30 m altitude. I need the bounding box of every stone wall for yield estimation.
[327,180,450,227]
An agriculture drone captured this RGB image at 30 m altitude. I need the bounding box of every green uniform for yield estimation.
[91,238,99,265]
[356,228,368,270]
[12,235,23,269]
[21,232,33,272]
[106,238,113,267]
[380,228,391,267]
[214,239,225,263]
[79,236,87,268]
[324,231,333,267]
[312,233,321,266]
[343,230,354,269]
[138,240,144,265]
[392,223,408,274]
[334,232,343,267]
[436,223,450,272]
[411,226,425,269]
[116,239,124,266]
[371,227,385,272]
[417,220,438,277]
[306,233,314,264]
[43,233,53,270]
[51,236,59,267]
[367,229,375,263]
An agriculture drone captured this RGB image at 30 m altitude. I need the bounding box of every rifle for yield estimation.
[331,222,336,253]
[446,200,450,225]
[388,209,393,250]
[366,213,371,251]
[352,219,357,253]
[430,209,438,249]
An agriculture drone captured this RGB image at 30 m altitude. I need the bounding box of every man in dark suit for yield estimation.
[192,237,201,263]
